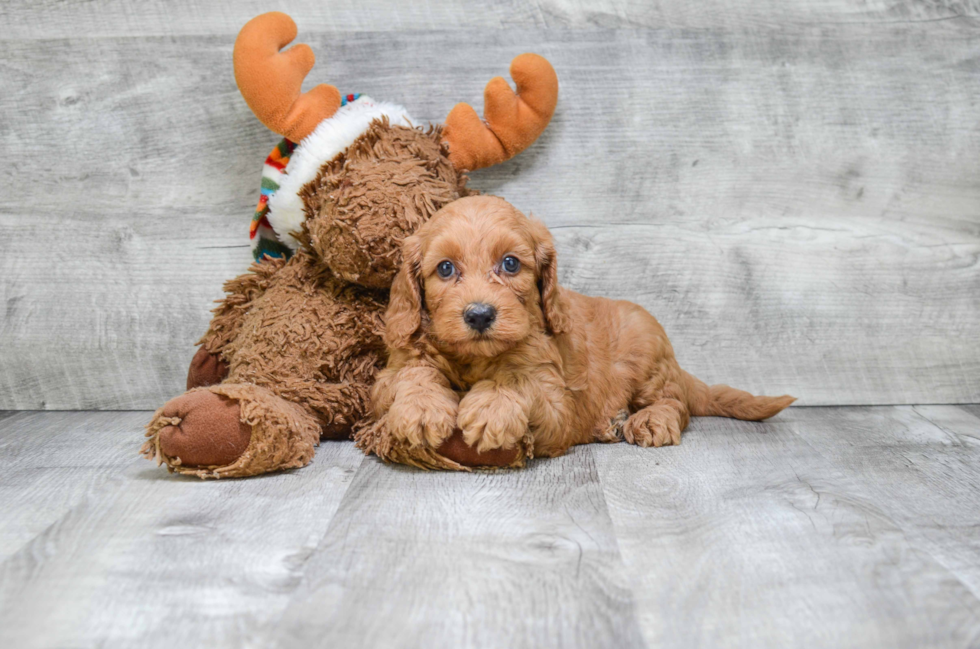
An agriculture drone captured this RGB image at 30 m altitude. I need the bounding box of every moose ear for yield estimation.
[384,236,425,349]
[529,219,570,335]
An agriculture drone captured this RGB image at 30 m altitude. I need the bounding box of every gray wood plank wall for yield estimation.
[1,1,979,409]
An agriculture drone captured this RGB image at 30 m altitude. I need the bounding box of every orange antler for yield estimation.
[442,54,558,171]
[233,12,341,143]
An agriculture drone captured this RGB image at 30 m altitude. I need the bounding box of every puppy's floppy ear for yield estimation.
[529,218,571,335]
[385,235,425,349]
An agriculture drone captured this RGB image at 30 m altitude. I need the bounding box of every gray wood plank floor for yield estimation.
[1,407,978,648]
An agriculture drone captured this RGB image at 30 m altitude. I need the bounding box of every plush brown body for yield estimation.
[364,196,795,464]
[144,123,474,477]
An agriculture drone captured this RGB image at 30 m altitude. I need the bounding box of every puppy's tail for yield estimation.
[685,371,795,421]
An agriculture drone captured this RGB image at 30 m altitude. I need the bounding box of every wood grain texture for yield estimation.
[804,405,980,598]
[0,411,145,561]
[261,450,645,648]
[595,408,980,649]
[0,411,365,649]
[2,12,979,409]
[1,0,978,38]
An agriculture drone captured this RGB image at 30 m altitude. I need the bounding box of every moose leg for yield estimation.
[186,347,229,390]
[145,253,386,478]
[143,384,321,479]
[143,373,378,479]
[186,258,286,390]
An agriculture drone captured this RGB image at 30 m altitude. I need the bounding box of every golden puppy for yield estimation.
[371,195,794,462]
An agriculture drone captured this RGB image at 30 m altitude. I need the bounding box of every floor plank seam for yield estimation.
[581,445,650,649]
[250,453,372,641]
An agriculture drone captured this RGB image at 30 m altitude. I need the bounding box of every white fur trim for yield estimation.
[267,96,413,251]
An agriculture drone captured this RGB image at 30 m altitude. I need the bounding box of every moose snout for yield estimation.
[463,303,496,333]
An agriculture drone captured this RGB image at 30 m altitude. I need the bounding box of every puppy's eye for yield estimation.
[501,256,521,274]
[436,260,456,279]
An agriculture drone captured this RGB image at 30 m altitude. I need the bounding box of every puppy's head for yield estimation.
[385,195,569,357]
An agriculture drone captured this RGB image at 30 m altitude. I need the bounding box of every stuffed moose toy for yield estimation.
[141,12,557,477]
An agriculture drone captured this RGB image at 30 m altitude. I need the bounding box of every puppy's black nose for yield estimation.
[463,303,496,333]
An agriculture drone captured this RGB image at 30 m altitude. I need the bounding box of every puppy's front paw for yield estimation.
[386,391,457,448]
[458,382,528,453]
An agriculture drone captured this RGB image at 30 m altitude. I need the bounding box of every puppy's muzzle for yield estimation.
[463,303,496,333]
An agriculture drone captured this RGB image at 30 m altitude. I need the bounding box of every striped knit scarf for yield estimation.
[249,93,362,261]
